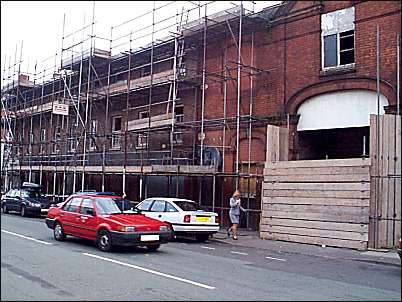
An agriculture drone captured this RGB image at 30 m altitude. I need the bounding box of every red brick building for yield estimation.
[2,1,400,230]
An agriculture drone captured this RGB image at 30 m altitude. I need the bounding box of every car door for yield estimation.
[77,198,98,240]
[60,197,82,236]
[136,198,155,219]
[13,190,23,211]
[148,199,166,221]
[163,200,181,225]
[4,190,15,210]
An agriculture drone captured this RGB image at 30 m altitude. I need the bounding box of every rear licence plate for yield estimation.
[196,216,211,223]
[140,235,159,241]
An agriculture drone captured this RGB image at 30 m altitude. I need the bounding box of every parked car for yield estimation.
[1,182,52,217]
[45,192,173,252]
[135,198,220,242]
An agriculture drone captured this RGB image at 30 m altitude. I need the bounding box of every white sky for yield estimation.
[1,1,281,84]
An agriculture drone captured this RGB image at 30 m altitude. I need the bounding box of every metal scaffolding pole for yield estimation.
[102,26,113,192]
[235,2,243,189]
[81,1,96,191]
[123,31,133,197]
[146,1,156,162]
[200,4,207,166]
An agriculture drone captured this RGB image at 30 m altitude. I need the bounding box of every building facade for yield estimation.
[1,1,400,231]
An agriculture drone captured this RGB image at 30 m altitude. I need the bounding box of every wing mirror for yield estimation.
[87,209,95,216]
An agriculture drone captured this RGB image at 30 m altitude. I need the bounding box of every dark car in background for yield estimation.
[1,182,52,217]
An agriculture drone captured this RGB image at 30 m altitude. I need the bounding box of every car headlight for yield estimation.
[160,226,169,232]
[117,226,136,232]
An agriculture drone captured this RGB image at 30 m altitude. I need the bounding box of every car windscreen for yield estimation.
[20,190,45,198]
[113,198,134,211]
[95,198,139,215]
[173,200,201,211]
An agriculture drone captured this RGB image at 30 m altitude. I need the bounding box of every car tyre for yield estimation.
[97,230,113,252]
[54,222,66,241]
[147,244,160,252]
[2,203,9,214]
[195,234,210,242]
[20,205,27,217]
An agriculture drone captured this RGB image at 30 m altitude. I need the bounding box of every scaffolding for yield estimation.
[1,1,284,230]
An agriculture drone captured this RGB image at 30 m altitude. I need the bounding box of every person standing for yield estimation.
[227,190,246,240]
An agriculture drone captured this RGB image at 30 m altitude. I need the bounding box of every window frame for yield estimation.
[150,200,166,212]
[111,116,122,149]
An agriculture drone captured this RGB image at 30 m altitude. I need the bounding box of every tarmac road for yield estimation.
[1,212,401,301]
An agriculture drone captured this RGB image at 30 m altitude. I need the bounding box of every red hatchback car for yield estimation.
[45,193,172,252]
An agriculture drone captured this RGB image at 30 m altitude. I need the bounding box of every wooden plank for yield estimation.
[260,225,368,241]
[261,210,369,223]
[266,125,280,162]
[377,115,388,248]
[263,189,370,199]
[260,217,368,233]
[279,127,289,161]
[262,203,369,215]
[262,196,370,207]
[263,182,370,191]
[264,173,370,182]
[386,115,395,247]
[264,166,370,176]
[395,116,401,245]
[259,232,367,250]
[265,158,370,169]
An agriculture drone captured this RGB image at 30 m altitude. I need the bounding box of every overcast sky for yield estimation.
[1,1,281,83]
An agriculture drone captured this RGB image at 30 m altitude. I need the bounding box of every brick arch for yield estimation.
[226,128,267,163]
[227,127,266,147]
[286,77,396,115]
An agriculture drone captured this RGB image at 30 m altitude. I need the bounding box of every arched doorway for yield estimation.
[296,90,389,159]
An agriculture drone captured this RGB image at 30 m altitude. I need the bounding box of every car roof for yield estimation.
[70,193,121,199]
[146,197,196,203]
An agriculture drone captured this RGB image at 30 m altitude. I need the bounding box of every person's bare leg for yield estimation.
[232,223,238,239]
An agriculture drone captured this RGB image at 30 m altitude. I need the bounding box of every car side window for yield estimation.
[165,202,178,212]
[65,198,81,213]
[137,199,153,211]
[80,199,94,215]
[150,200,166,212]
[6,190,15,197]
[62,200,72,211]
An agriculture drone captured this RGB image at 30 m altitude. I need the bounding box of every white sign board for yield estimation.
[52,103,69,116]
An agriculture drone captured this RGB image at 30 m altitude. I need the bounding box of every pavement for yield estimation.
[211,228,401,267]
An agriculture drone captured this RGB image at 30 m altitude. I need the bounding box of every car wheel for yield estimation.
[147,244,160,252]
[195,234,210,242]
[97,230,113,252]
[2,203,9,214]
[20,205,27,217]
[54,222,66,241]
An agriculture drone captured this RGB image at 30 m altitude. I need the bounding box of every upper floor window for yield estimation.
[321,7,355,69]
[40,129,46,142]
[89,120,98,151]
[175,105,184,123]
[112,116,122,132]
[139,111,149,119]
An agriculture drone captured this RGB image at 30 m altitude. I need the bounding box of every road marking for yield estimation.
[1,229,52,245]
[201,246,215,250]
[82,252,215,290]
[230,251,248,255]
[265,256,287,262]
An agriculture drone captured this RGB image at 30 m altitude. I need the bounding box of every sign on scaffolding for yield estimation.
[52,103,69,116]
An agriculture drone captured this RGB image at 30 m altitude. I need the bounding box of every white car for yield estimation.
[135,198,220,242]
